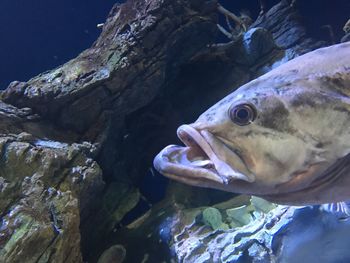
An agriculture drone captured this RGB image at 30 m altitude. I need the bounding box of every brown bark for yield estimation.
[0,0,218,262]
[1,0,218,142]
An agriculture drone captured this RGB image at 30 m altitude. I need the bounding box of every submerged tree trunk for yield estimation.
[0,0,345,262]
[0,0,218,262]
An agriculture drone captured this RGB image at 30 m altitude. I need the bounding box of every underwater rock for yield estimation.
[251,196,277,213]
[0,134,103,263]
[226,205,254,227]
[97,245,126,263]
[252,0,326,55]
[169,195,280,263]
[241,27,276,65]
[202,207,228,230]
[0,0,219,261]
[169,199,350,263]
[341,34,350,43]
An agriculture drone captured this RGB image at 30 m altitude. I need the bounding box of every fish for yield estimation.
[153,42,350,206]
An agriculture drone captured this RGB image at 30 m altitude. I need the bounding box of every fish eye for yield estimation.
[229,103,257,126]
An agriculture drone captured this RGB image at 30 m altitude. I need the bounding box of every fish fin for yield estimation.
[321,202,350,220]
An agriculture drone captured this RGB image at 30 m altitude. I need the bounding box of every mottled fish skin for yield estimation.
[154,42,350,206]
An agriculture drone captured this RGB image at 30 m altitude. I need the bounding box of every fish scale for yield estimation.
[154,42,350,206]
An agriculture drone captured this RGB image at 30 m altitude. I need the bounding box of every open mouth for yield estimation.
[154,125,255,185]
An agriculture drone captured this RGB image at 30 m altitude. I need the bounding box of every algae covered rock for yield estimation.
[226,205,254,227]
[0,134,103,263]
[251,196,277,213]
[202,207,229,230]
[168,197,350,263]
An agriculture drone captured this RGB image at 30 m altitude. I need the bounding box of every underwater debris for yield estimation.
[217,3,252,41]
[343,19,350,33]
[259,0,297,15]
[34,139,68,149]
[341,19,350,43]
[97,244,126,263]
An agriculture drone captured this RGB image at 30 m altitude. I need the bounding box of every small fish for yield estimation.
[154,42,350,206]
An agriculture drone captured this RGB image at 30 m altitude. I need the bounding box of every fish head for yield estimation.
[154,43,350,204]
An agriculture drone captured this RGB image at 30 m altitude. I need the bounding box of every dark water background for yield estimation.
[0,0,349,90]
[0,0,117,89]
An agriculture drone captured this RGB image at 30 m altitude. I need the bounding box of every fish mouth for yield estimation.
[153,124,255,186]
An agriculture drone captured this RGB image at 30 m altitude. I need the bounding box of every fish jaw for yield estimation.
[153,145,228,186]
[153,124,256,191]
[154,42,350,204]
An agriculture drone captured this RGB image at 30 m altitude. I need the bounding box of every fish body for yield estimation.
[154,42,350,206]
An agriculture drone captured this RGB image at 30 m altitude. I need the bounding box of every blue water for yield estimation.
[0,0,117,89]
[0,0,348,90]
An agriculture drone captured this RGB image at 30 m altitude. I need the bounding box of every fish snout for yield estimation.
[176,124,255,183]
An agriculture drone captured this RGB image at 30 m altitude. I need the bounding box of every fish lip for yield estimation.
[153,124,254,184]
[153,145,226,184]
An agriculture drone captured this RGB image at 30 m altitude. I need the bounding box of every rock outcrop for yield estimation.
[0,134,102,263]
[0,0,218,261]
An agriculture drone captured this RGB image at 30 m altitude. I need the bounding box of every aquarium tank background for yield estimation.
[0,0,349,262]
[1,0,348,90]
